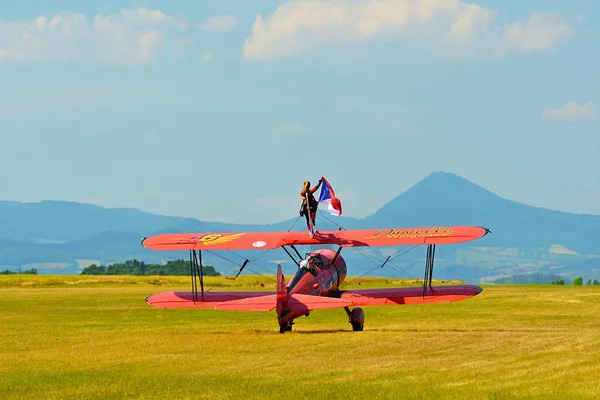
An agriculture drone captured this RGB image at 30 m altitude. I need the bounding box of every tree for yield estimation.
[22,268,38,274]
[573,276,583,286]
[587,279,592,285]
[594,280,599,286]
[80,264,106,275]
[79,259,221,276]
[0,268,37,275]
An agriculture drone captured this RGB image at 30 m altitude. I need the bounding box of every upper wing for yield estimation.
[142,226,489,251]
[141,231,289,251]
[330,285,483,306]
[286,226,490,247]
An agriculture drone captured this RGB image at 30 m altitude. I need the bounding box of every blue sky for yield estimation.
[0,0,598,224]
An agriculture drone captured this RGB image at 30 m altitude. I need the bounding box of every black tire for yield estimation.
[352,323,363,331]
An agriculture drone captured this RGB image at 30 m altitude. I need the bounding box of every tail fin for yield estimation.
[276,264,287,316]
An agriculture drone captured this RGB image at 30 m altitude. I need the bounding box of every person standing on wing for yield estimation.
[299,179,322,233]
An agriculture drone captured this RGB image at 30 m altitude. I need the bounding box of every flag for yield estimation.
[318,177,342,216]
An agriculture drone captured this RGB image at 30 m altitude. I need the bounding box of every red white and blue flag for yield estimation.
[318,177,342,216]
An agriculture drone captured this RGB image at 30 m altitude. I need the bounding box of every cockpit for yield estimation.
[299,254,323,276]
[287,253,326,291]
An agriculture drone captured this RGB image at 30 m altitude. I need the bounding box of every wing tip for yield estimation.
[476,226,492,236]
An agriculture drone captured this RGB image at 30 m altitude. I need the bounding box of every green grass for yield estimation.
[1,276,599,399]
[0,274,461,289]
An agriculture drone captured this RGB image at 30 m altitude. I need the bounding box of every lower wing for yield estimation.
[145,291,273,309]
[145,291,351,312]
[330,285,483,306]
[146,285,481,311]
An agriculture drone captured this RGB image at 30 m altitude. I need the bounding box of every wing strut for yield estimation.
[233,259,250,279]
[423,244,436,298]
[290,245,303,260]
[189,249,204,302]
[282,246,300,267]
[331,246,343,265]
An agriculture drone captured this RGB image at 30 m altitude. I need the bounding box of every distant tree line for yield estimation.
[79,259,221,276]
[0,268,38,275]
[495,273,567,284]
[551,276,599,285]
[571,276,599,286]
[493,273,600,285]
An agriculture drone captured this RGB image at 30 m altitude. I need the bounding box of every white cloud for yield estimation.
[0,8,188,64]
[197,15,237,33]
[243,0,574,60]
[201,50,213,62]
[277,124,303,132]
[542,102,599,121]
[505,13,573,53]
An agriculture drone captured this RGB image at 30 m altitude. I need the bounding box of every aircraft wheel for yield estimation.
[279,322,293,333]
[349,307,365,332]
[352,323,364,332]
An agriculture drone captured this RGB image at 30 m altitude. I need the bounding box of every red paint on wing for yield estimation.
[287,294,351,311]
[141,231,288,251]
[145,291,272,309]
[337,285,483,306]
[214,294,278,312]
[142,226,490,251]
[213,293,351,312]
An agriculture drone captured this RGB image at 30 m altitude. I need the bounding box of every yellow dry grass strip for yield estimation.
[0,279,599,399]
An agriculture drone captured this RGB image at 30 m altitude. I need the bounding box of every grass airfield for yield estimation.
[1,276,599,399]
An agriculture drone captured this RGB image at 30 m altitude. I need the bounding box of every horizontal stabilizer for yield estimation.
[287,294,351,311]
[213,293,352,312]
[214,294,278,312]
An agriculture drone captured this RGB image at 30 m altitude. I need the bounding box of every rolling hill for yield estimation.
[1,171,598,282]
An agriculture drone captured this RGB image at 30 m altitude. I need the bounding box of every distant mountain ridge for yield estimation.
[363,172,600,252]
[1,171,598,282]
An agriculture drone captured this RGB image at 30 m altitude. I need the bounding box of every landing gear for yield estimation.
[352,322,363,331]
[279,321,293,334]
[345,306,365,332]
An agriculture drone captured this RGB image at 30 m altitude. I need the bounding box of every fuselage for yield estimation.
[279,248,347,324]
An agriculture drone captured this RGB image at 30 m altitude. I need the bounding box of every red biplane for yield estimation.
[142,225,490,333]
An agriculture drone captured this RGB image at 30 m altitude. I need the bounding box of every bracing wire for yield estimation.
[317,210,346,230]
[287,216,302,232]
[340,244,421,288]
[315,209,421,281]
[206,250,277,283]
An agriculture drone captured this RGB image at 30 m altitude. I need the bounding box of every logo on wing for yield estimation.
[362,227,454,239]
[168,233,245,245]
[198,233,245,245]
